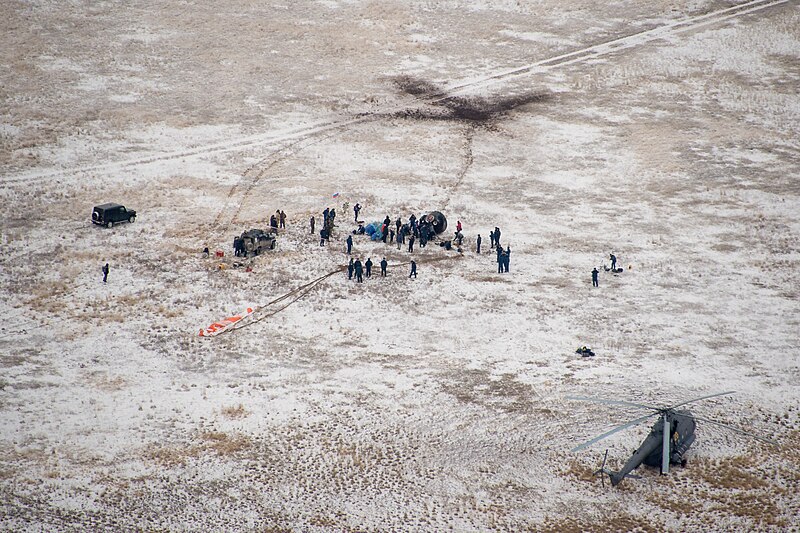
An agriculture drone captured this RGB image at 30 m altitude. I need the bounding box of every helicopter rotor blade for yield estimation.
[690,414,778,445]
[668,391,737,409]
[566,396,660,412]
[571,412,657,453]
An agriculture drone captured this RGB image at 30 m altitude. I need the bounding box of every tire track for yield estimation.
[1,0,785,189]
[442,124,476,212]
[434,0,788,97]
[214,124,361,229]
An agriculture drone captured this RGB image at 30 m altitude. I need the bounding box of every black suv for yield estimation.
[92,203,137,228]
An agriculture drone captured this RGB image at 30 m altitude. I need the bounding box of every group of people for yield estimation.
[347,256,390,282]
[270,210,287,230]
[265,203,514,283]
[592,253,620,287]
[347,212,445,254]
[496,245,511,273]
[316,207,337,246]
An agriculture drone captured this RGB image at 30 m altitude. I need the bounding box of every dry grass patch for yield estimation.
[560,457,595,483]
[156,304,183,319]
[145,445,199,467]
[220,403,248,420]
[199,431,252,456]
[541,512,662,533]
[85,371,126,392]
[692,455,768,490]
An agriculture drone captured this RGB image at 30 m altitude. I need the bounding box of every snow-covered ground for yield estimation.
[1,0,799,530]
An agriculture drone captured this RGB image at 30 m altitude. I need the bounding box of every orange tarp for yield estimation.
[199,307,254,337]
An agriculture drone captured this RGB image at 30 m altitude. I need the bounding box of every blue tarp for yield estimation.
[364,222,382,240]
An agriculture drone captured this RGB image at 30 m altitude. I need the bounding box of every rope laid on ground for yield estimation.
[221,252,462,335]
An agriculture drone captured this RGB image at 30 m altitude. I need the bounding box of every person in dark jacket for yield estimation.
[409,260,417,278]
[494,227,501,247]
[498,249,506,273]
[395,217,401,235]
[365,258,373,277]
[320,228,328,246]
[408,235,415,253]
[504,246,511,273]
[346,235,353,255]
[310,216,315,234]
[354,259,363,283]
[489,230,495,249]
[610,253,617,270]
[389,228,395,244]
[279,210,286,229]
[476,234,482,254]
[380,257,388,276]
[348,258,354,280]
[270,214,278,229]
[354,203,361,222]
[102,263,109,283]
[592,267,599,287]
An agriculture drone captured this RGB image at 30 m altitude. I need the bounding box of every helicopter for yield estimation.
[568,391,777,486]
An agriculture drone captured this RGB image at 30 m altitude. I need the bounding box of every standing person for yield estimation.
[408,234,415,253]
[347,258,354,280]
[320,228,328,246]
[323,207,330,226]
[610,253,617,271]
[330,208,336,225]
[389,228,395,244]
[489,230,495,249]
[310,216,315,235]
[102,263,109,283]
[456,220,462,233]
[354,203,361,222]
[476,234,482,254]
[354,259,363,283]
[270,214,278,229]
[380,257,388,277]
[494,227,501,248]
[592,267,599,287]
[346,235,353,255]
[395,217,401,235]
[381,225,388,244]
[409,260,417,278]
[279,210,286,229]
[365,258,373,278]
[504,246,511,273]
[498,248,505,273]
